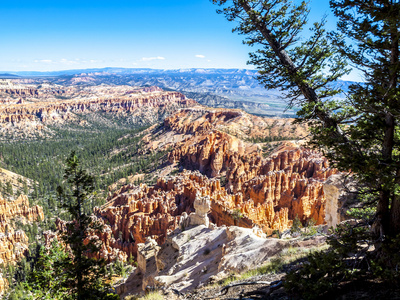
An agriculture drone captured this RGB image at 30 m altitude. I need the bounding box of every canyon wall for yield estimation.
[91,109,333,260]
[0,91,195,125]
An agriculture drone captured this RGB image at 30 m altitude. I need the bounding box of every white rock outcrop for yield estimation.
[118,225,325,298]
[180,193,211,228]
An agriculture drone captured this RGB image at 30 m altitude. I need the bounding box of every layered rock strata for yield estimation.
[0,194,44,234]
[165,109,336,225]
[0,87,38,98]
[93,171,253,260]
[0,91,195,125]
[93,154,332,260]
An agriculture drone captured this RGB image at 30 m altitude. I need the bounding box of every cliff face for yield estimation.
[0,91,195,125]
[164,108,335,226]
[0,194,44,295]
[227,147,335,224]
[170,144,335,228]
[0,83,197,138]
[91,108,333,260]
[163,107,308,141]
[0,87,38,98]
[0,194,44,234]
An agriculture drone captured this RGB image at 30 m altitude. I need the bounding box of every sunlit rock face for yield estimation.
[0,90,195,125]
[87,106,335,261]
[93,150,334,260]
[0,84,197,137]
[0,194,44,295]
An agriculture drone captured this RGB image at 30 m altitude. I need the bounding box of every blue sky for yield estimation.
[0,0,357,80]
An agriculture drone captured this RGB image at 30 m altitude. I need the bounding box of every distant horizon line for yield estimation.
[0,67,362,83]
[0,66,258,74]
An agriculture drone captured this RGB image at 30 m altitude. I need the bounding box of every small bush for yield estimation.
[285,250,348,299]
[203,248,211,256]
[290,215,302,234]
[231,209,243,220]
[303,218,317,236]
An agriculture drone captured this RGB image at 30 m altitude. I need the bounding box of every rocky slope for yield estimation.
[0,194,44,295]
[116,195,325,297]
[0,168,35,199]
[84,107,333,270]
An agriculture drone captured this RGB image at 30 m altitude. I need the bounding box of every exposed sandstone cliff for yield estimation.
[0,83,197,139]
[0,273,7,296]
[92,151,332,260]
[0,194,44,234]
[90,107,334,261]
[164,109,335,226]
[0,194,44,295]
[0,87,38,98]
[0,91,195,125]
[162,107,308,141]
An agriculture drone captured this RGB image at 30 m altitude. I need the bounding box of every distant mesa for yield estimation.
[0,74,20,79]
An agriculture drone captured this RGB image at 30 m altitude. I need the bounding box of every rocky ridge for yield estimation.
[0,91,194,125]
[0,82,197,137]
[162,108,335,226]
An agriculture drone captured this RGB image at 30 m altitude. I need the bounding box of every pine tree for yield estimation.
[212,0,400,247]
[57,151,118,300]
[212,0,400,296]
[27,241,69,299]
[329,0,400,247]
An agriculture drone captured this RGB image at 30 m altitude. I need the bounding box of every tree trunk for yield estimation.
[373,190,391,242]
[385,22,399,239]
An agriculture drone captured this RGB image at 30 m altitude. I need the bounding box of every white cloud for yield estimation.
[195,54,205,58]
[141,56,165,61]
[60,58,79,65]
[33,59,81,65]
[34,59,53,63]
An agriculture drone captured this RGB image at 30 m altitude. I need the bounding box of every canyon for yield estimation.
[86,106,334,275]
[0,81,342,297]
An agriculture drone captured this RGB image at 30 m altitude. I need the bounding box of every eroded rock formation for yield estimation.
[117,225,326,296]
[0,194,44,295]
[165,109,336,226]
[323,174,357,227]
[0,91,195,125]
[90,107,334,262]
[0,194,44,234]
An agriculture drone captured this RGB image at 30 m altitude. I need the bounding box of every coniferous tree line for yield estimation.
[0,122,168,220]
[0,120,169,298]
